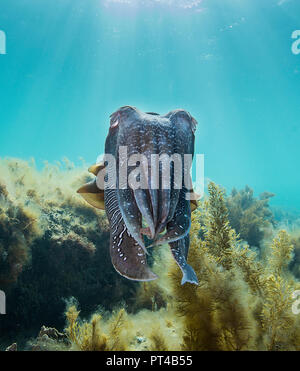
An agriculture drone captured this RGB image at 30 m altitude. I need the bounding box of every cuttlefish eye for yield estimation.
[175,109,193,123]
[177,109,191,119]
[110,115,119,128]
[172,109,197,134]
[109,106,137,128]
[110,111,120,128]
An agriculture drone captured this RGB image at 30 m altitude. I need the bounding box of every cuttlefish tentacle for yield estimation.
[169,235,198,285]
[106,188,157,281]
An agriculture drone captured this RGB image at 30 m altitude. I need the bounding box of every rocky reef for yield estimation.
[0,158,137,348]
[1,158,300,351]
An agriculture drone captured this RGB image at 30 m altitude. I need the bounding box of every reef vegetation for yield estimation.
[0,158,136,348]
[1,158,300,351]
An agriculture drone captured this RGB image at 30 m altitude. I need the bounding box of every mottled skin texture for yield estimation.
[78,106,199,285]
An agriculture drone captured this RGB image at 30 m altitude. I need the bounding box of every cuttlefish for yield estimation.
[77,106,199,285]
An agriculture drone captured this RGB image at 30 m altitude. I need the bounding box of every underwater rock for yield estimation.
[38,326,67,342]
[0,158,138,342]
[5,343,17,351]
[29,325,69,351]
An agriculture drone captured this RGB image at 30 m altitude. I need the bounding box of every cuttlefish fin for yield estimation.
[189,189,201,212]
[77,179,105,210]
[169,235,198,285]
[88,162,105,176]
[191,200,198,212]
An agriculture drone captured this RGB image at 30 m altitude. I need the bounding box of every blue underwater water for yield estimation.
[0,0,300,211]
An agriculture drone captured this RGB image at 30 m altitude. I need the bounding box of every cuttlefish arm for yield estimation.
[77,162,199,283]
[169,235,198,285]
[154,187,191,246]
[166,189,199,285]
[105,189,157,281]
[117,188,147,253]
[77,163,156,281]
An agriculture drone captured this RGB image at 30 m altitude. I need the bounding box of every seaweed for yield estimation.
[1,158,300,351]
[0,158,137,346]
[65,305,110,351]
[165,183,300,351]
[226,185,275,248]
[49,182,300,352]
